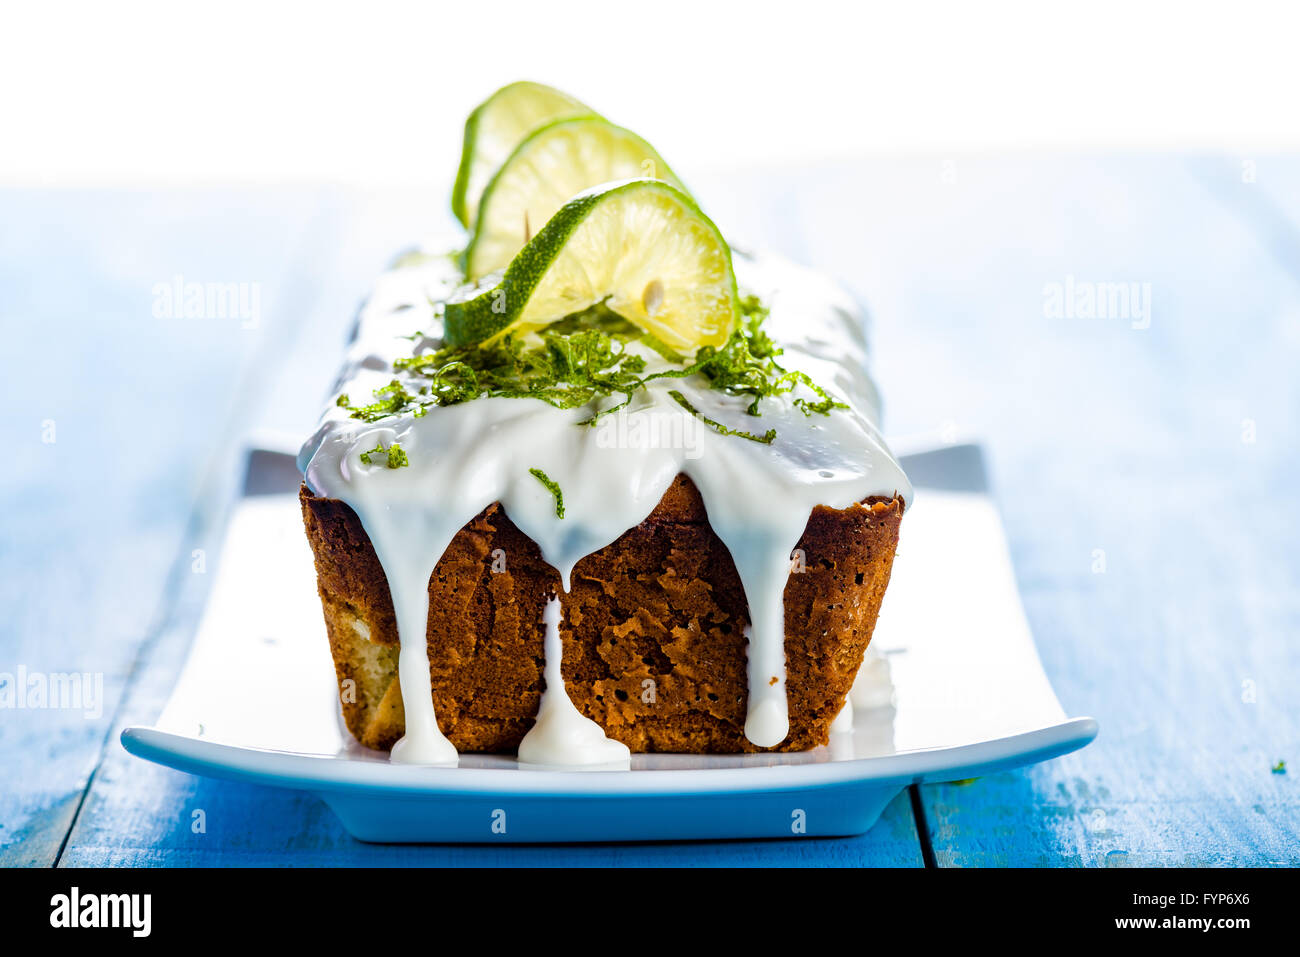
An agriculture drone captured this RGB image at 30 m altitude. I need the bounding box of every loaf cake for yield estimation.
[302,478,902,754]
[297,82,910,765]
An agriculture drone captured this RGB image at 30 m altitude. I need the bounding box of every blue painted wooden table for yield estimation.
[2,156,1297,866]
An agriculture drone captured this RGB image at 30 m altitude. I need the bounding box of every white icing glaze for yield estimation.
[849,644,895,711]
[299,249,910,763]
[517,597,632,767]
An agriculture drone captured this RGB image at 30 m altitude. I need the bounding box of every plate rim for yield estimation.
[121,716,1098,798]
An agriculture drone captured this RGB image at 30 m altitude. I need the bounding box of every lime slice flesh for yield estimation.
[465,116,687,279]
[444,179,737,354]
[451,81,595,229]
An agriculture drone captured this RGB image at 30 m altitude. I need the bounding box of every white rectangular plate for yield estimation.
[122,443,1096,843]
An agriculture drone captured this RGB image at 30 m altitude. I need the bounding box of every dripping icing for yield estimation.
[299,250,911,763]
[517,597,632,767]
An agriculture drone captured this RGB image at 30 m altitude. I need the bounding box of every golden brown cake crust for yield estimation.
[300,475,903,754]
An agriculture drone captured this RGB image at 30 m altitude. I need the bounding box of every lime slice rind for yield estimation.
[464,116,689,279]
[445,179,737,353]
[451,81,596,229]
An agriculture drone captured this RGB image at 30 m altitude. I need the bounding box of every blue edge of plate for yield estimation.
[120,443,1098,843]
[121,719,1098,843]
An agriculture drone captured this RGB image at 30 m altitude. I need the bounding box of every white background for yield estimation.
[2,0,1299,188]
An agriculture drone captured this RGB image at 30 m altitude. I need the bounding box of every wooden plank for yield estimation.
[773,154,1300,865]
[0,188,334,865]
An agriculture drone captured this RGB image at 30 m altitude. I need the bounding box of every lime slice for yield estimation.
[464,116,687,278]
[451,81,595,229]
[444,179,737,353]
